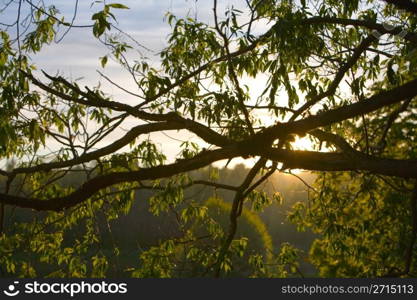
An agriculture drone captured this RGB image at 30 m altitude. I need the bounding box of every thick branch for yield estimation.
[0,147,237,211]
[259,79,417,141]
[263,148,417,178]
[2,146,417,211]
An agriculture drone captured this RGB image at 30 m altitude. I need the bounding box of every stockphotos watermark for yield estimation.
[371,9,417,57]
[2,281,128,297]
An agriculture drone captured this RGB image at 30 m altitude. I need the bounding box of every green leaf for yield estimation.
[100,56,108,68]
[106,3,129,9]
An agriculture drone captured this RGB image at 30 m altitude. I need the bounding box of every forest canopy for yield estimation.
[0,0,417,277]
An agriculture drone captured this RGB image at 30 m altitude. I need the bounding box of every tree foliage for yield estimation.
[0,0,417,277]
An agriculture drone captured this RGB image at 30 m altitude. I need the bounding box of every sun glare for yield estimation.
[291,136,315,151]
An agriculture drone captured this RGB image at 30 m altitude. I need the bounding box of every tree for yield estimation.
[0,0,417,277]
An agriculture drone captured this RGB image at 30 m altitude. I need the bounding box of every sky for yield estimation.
[0,0,313,169]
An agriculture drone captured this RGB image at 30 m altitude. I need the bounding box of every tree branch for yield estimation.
[3,122,183,176]
[2,146,417,210]
[214,157,266,277]
[383,0,417,16]
[260,79,417,141]
[309,129,356,154]
[290,34,377,121]
[304,16,417,44]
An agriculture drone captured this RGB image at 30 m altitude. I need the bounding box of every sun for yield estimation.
[291,136,315,151]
